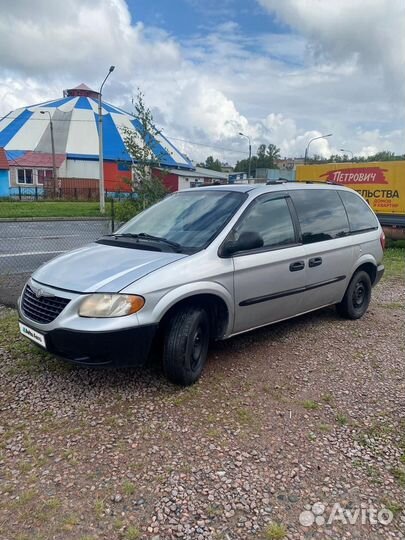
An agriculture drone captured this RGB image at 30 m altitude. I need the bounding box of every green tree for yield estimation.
[196,155,223,171]
[234,143,281,175]
[118,90,168,222]
[266,143,281,166]
[368,150,396,161]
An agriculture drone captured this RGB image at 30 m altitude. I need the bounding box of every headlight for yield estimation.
[79,294,145,318]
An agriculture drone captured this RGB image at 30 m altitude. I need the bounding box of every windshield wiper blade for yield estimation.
[137,233,182,250]
[109,232,182,251]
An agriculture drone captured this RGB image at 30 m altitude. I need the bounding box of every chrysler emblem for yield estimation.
[35,288,44,299]
[31,286,54,299]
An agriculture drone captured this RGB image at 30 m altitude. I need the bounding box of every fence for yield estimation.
[5,186,136,201]
[0,216,114,307]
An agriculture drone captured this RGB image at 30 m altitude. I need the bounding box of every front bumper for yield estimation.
[19,322,158,367]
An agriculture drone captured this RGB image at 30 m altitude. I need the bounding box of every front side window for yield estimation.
[290,189,349,244]
[339,190,378,232]
[17,169,33,184]
[233,196,296,250]
[116,190,246,252]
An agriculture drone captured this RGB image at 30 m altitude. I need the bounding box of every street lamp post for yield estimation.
[239,132,251,179]
[340,148,353,161]
[98,65,115,213]
[40,110,57,192]
[304,133,333,164]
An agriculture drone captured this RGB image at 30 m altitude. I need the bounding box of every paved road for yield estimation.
[0,219,112,306]
[0,220,111,274]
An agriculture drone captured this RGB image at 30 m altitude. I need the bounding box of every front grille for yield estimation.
[22,285,70,324]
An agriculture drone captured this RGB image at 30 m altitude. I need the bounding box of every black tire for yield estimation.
[336,270,372,320]
[163,306,210,386]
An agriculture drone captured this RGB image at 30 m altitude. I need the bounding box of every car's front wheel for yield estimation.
[163,306,210,386]
[336,270,372,319]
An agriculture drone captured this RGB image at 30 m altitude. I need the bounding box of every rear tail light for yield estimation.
[380,230,386,250]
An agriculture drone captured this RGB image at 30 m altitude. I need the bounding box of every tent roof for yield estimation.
[0,88,193,170]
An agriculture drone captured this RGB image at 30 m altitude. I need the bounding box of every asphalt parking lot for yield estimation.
[0,219,111,306]
[0,249,404,540]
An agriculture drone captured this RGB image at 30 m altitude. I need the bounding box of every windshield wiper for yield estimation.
[109,232,182,251]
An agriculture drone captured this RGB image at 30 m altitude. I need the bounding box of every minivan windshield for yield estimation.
[115,189,246,253]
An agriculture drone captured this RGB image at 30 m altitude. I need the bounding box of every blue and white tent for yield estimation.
[0,84,193,169]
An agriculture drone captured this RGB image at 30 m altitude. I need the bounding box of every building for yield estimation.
[0,84,194,196]
[162,166,228,191]
[220,163,234,174]
[0,147,9,197]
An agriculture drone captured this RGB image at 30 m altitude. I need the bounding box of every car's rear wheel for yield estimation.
[163,306,210,386]
[336,270,372,319]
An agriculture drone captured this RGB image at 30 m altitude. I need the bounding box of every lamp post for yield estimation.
[340,148,353,161]
[239,132,251,179]
[98,65,115,213]
[304,133,332,164]
[40,110,57,192]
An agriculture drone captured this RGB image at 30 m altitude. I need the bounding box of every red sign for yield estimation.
[320,167,388,185]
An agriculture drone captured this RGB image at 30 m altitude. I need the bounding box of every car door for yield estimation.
[229,192,308,335]
[289,188,355,311]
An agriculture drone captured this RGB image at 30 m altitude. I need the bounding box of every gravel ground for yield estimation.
[0,258,404,540]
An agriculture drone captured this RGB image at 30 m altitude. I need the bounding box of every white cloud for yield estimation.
[257,0,405,97]
[0,0,403,164]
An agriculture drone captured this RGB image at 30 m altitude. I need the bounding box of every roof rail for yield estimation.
[266,179,288,185]
[299,180,340,186]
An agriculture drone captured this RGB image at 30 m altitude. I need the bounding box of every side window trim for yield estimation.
[219,192,301,257]
[285,193,303,245]
[337,191,352,233]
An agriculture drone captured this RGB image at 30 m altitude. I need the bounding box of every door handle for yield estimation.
[289,260,305,272]
[309,257,323,268]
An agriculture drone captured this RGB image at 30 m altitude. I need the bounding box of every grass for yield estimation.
[0,312,71,375]
[321,393,333,404]
[122,481,136,496]
[382,499,403,516]
[94,498,105,519]
[391,466,405,486]
[302,400,319,411]
[124,526,141,540]
[336,413,348,426]
[62,514,80,531]
[0,201,104,219]
[384,245,405,280]
[264,522,287,540]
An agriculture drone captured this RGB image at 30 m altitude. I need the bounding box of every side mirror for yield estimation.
[221,231,264,256]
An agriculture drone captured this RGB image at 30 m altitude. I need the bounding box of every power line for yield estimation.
[164,135,249,155]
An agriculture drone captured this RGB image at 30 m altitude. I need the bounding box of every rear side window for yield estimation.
[291,189,349,244]
[339,191,378,232]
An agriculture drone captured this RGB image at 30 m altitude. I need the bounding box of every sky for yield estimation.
[0,0,404,165]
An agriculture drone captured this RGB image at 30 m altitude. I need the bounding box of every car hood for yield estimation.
[32,242,187,293]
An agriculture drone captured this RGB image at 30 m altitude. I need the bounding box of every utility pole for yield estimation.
[239,132,252,178]
[40,110,57,192]
[340,148,354,161]
[98,65,115,213]
[304,133,333,164]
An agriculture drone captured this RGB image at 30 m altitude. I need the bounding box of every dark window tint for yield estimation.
[291,189,349,244]
[339,191,378,232]
[234,196,296,250]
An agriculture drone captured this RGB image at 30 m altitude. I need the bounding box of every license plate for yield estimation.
[19,323,46,348]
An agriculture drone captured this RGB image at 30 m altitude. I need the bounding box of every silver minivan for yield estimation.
[18,183,385,385]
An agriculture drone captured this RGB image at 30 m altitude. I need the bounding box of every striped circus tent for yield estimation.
[0,84,192,169]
